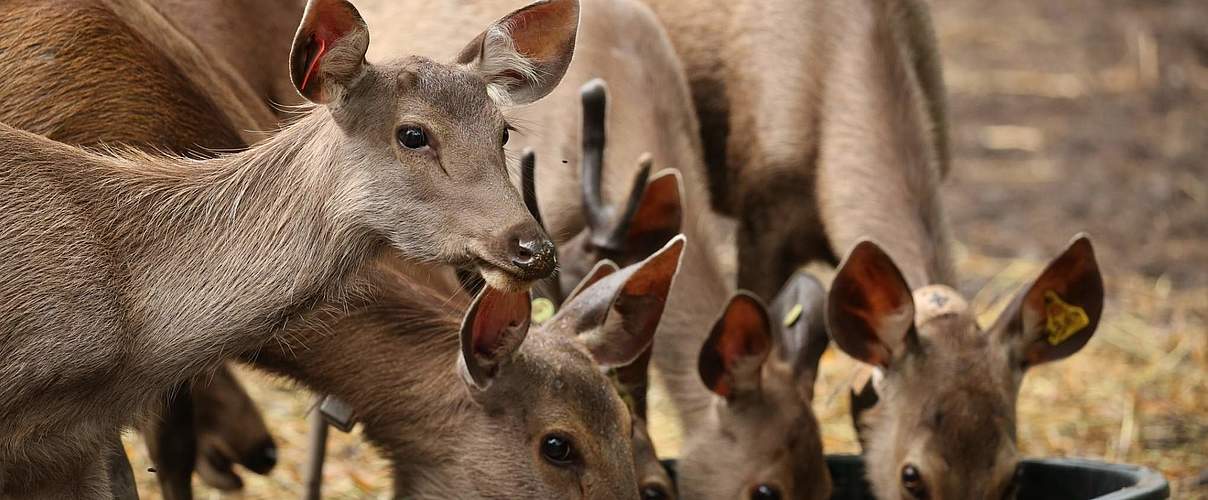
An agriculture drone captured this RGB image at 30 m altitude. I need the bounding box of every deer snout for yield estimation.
[508,226,557,281]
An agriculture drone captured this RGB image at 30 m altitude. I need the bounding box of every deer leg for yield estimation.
[142,382,196,500]
[105,433,139,500]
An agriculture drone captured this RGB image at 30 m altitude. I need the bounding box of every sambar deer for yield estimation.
[0,0,577,495]
[252,237,687,499]
[0,0,285,496]
[641,0,954,300]
[829,236,1104,499]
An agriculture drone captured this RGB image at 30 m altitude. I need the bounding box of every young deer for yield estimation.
[0,0,576,495]
[828,236,1104,499]
[252,237,687,499]
[0,0,282,495]
[640,0,954,300]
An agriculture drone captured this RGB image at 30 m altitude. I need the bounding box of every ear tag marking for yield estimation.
[319,395,357,433]
[531,297,556,324]
[783,304,804,328]
[1043,290,1089,346]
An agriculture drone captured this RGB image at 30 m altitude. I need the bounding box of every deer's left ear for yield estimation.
[992,234,1104,368]
[456,0,579,105]
[289,0,370,104]
[459,287,532,389]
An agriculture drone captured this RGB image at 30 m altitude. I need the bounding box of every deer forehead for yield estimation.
[911,285,969,328]
[514,337,631,433]
[385,56,503,125]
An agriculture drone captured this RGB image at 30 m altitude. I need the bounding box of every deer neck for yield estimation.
[27,109,380,369]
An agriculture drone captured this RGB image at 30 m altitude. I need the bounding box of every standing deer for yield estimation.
[829,236,1104,499]
[0,0,285,496]
[640,0,954,300]
[251,237,687,499]
[0,0,577,496]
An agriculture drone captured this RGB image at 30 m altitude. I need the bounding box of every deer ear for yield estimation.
[993,234,1104,368]
[623,167,684,258]
[456,0,579,105]
[458,287,532,389]
[699,292,773,399]
[289,0,370,104]
[555,236,685,367]
[826,240,916,369]
[769,271,829,402]
[564,260,620,303]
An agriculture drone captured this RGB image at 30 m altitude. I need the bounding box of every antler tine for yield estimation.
[580,79,609,232]
[520,148,545,231]
[605,153,653,249]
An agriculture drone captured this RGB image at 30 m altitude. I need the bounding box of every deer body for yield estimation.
[0,0,284,495]
[0,0,577,494]
[641,0,955,298]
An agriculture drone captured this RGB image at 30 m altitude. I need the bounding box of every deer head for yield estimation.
[677,272,833,500]
[287,0,580,290]
[828,235,1104,500]
[451,236,686,499]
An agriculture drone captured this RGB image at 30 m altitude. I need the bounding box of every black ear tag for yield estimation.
[320,395,357,433]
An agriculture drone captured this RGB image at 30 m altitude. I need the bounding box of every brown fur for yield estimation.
[0,0,278,496]
[641,0,955,298]
[251,239,686,499]
[149,0,308,118]
[829,237,1105,499]
[0,0,572,494]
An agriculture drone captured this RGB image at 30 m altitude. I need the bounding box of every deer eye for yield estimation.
[750,484,781,500]
[901,464,927,498]
[540,434,575,466]
[641,484,670,500]
[502,127,510,145]
[397,126,428,149]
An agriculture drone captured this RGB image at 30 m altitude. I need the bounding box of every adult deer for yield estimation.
[831,236,1104,499]
[641,0,954,300]
[0,0,284,496]
[252,237,686,499]
[0,0,576,496]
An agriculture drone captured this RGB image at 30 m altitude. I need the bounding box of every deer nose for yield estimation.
[509,230,557,280]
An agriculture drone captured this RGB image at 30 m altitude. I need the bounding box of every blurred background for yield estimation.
[122,0,1207,497]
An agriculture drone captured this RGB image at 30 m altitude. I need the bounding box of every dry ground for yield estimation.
[122,0,1206,497]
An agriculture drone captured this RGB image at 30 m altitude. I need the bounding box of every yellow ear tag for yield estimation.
[531,297,556,325]
[1043,290,1089,346]
[783,304,804,328]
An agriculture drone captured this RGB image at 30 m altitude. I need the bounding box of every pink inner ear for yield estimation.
[299,37,327,92]
[472,290,530,359]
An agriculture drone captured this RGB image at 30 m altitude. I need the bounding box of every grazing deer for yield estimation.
[641,0,954,300]
[829,236,1104,499]
[0,0,577,495]
[0,0,283,496]
[252,237,687,499]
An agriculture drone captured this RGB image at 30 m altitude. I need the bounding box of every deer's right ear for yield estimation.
[456,0,579,105]
[826,240,916,369]
[289,0,370,104]
[699,292,773,399]
[459,287,532,390]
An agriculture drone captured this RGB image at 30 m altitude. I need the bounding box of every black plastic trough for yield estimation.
[663,455,1169,499]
